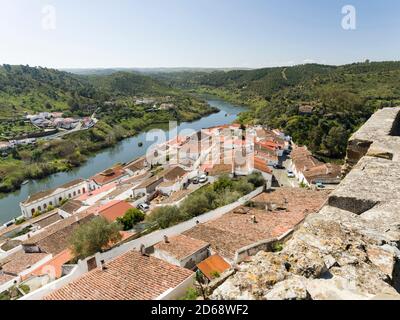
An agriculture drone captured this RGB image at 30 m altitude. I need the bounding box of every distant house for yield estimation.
[123,157,148,176]
[20,179,90,219]
[59,118,79,130]
[288,146,342,186]
[0,141,11,151]
[299,105,314,115]
[58,200,85,218]
[90,165,127,189]
[156,166,190,195]
[133,175,164,197]
[51,112,64,118]
[302,163,342,186]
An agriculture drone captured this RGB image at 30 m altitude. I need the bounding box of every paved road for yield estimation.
[273,158,298,188]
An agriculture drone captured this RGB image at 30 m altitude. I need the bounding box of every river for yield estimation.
[0,98,246,224]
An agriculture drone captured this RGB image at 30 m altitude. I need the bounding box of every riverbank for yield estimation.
[0,98,246,224]
[0,104,218,196]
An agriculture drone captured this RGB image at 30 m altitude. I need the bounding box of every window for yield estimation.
[68,194,72,198]
[38,206,42,212]
[73,191,76,197]
[44,204,47,209]
[59,197,62,202]
[31,209,35,214]
[82,188,86,194]
[49,201,53,206]
[78,190,81,195]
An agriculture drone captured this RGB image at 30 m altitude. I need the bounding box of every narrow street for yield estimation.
[272,156,299,188]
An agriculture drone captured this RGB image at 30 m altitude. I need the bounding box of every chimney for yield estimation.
[140,244,147,256]
[251,215,257,224]
[100,260,107,271]
[163,235,169,244]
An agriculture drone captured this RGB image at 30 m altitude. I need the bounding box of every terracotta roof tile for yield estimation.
[184,188,330,260]
[95,200,134,222]
[154,235,209,260]
[197,255,231,281]
[23,211,95,255]
[0,251,49,275]
[0,273,15,285]
[44,250,194,300]
[124,158,147,173]
[161,166,188,181]
[92,166,126,186]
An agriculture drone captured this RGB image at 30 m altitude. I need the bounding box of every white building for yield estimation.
[20,179,90,219]
[153,234,210,269]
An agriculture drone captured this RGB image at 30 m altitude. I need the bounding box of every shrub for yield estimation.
[212,174,233,192]
[232,179,254,195]
[32,211,42,218]
[146,206,185,229]
[272,242,284,252]
[15,218,26,225]
[116,208,145,231]
[180,193,210,218]
[246,172,265,187]
[180,287,199,300]
[70,217,122,260]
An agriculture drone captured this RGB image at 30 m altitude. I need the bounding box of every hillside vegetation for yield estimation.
[153,61,400,159]
[0,65,216,193]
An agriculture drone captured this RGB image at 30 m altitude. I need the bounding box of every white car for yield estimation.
[287,172,295,178]
[198,174,208,184]
[138,203,150,212]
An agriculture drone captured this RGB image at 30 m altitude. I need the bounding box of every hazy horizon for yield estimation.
[1,0,400,69]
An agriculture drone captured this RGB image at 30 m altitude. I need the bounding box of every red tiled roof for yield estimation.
[94,200,134,222]
[197,255,231,281]
[27,249,73,279]
[0,251,49,275]
[254,156,273,174]
[184,188,331,259]
[92,166,125,186]
[154,235,210,260]
[303,163,342,184]
[44,250,194,300]
[161,166,188,181]
[124,157,147,173]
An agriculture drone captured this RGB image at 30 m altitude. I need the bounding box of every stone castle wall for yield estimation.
[212,107,400,300]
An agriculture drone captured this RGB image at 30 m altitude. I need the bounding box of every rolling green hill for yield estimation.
[0,65,216,193]
[153,61,400,159]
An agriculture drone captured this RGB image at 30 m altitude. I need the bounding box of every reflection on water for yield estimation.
[0,98,246,223]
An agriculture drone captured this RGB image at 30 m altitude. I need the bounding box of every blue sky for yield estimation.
[0,0,399,68]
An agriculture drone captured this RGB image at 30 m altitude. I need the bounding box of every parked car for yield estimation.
[138,203,150,212]
[199,174,208,184]
[287,172,295,178]
[192,177,199,184]
[316,182,326,189]
[273,164,285,170]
